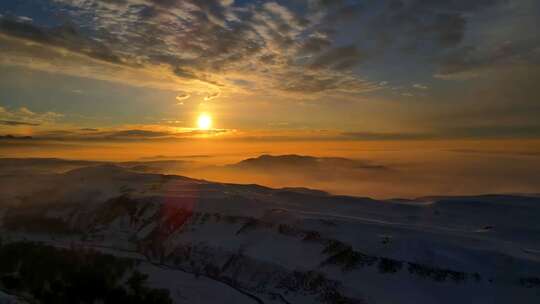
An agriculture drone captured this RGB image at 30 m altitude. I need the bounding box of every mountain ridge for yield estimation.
[0,161,539,303]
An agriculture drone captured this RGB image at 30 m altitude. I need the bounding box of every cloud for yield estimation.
[0,17,126,65]
[342,131,435,141]
[103,129,171,139]
[139,154,213,160]
[322,0,503,53]
[0,0,537,113]
[0,0,378,98]
[445,125,540,139]
[175,92,191,104]
[297,32,332,54]
[0,106,63,127]
[448,149,540,157]
[435,40,540,79]
[308,45,364,70]
[278,70,376,94]
[28,128,175,141]
[0,134,33,140]
[342,124,540,141]
[204,91,220,101]
[412,84,428,90]
[4,123,235,142]
[0,120,40,126]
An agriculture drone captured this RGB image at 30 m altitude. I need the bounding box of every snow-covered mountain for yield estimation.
[0,163,539,303]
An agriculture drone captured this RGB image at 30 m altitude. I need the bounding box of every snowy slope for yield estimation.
[1,164,539,303]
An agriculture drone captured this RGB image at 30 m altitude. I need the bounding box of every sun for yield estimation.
[197,113,212,130]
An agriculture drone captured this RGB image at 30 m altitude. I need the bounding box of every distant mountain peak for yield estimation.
[231,154,388,171]
[64,164,130,177]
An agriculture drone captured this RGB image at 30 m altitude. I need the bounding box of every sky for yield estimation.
[0,0,539,140]
[0,1,540,197]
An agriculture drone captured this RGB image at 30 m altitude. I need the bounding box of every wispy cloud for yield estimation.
[342,131,435,141]
[0,120,40,126]
[0,0,379,99]
[0,106,63,127]
[175,92,191,104]
[204,91,221,101]
[342,125,540,141]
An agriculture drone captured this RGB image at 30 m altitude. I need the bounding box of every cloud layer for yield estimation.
[1,1,538,91]
[0,0,381,99]
[1,0,539,139]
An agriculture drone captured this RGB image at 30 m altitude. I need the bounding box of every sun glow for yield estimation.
[197,113,213,130]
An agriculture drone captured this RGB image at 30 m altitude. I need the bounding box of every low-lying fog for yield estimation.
[1,139,539,199]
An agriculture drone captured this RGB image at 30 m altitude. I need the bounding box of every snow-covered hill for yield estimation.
[1,164,539,303]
